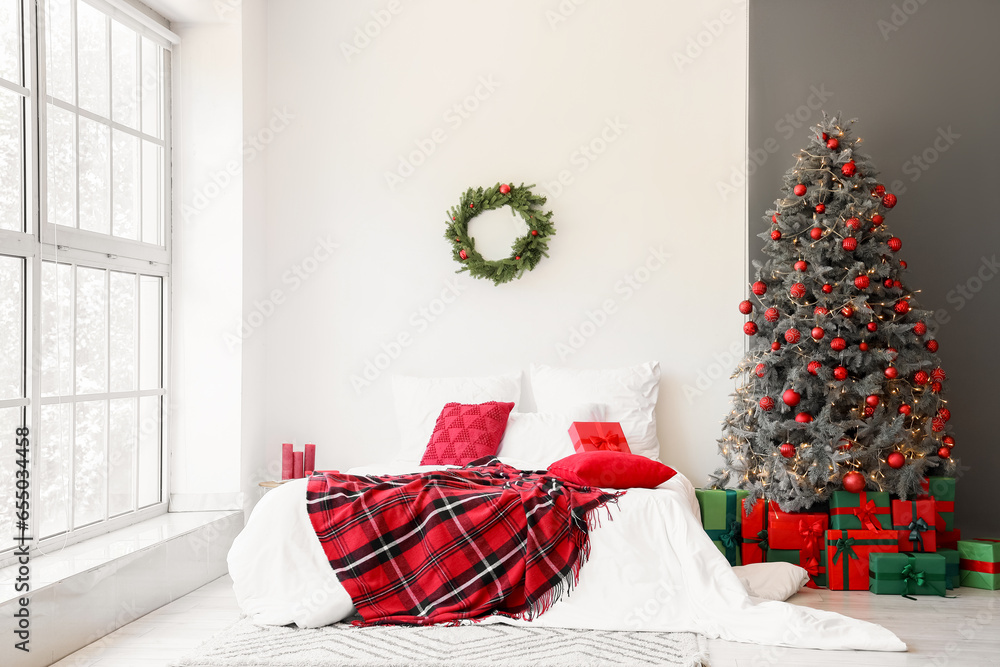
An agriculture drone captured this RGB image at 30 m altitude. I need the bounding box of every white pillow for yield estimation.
[497,404,607,469]
[732,563,810,601]
[392,372,522,462]
[530,362,661,460]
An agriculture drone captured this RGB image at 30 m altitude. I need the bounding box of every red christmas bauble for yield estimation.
[899,404,912,415]
[884,367,899,379]
[859,342,869,351]
[759,396,776,411]
[872,214,884,226]
[931,381,942,393]
[842,160,857,176]
[855,275,870,289]
[772,213,779,224]
[827,138,840,150]
[887,452,905,469]
[932,417,946,432]
[864,406,875,417]
[499,183,511,194]
[807,360,822,375]
[794,184,807,196]
[894,300,910,314]
[900,259,908,268]
[833,366,848,380]
[822,132,829,141]
[926,339,939,352]
[845,217,861,231]
[780,443,796,458]
[938,408,952,422]
[810,227,823,240]
[739,300,753,314]
[811,327,825,340]
[914,321,927,335]
[831,337,847,351]
[794,260,808,272]
[771,230,782,240]
[822,284,833,294]
[531,230,539,236]
[888,237,902,252]
[815,204,826,213]
[873,185,886,197]
[938,447,951,459]
[866,395,880,407]
[887,347,898,360]
[795,412,813,423]
[755,363,766,377]
[943,435,955,446]
[841,306,854,318]
[459,249,468,260]
[867,321,878,332]
[842,471,866,493]
[814,306,829,315]
[914,370,929,385]
[771,341,782,351]
[785,328,802,344]
[843,237,858,251]
[884,279,895,288]
[931,368,946,381]
[743,321,758,336]
[783,389,801,406]
[765,308,780,323]
[838,439,853,451]
[790,283,807,298]
[882,193,898,208]
[752,281,767,296]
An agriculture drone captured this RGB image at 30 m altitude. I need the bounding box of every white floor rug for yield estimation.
[173,618,708,667]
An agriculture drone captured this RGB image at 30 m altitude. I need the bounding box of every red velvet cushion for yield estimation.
[420,401,516,466]
[548,452,676,489]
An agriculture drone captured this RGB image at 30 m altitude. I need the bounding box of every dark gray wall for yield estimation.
[749,0,1000,535]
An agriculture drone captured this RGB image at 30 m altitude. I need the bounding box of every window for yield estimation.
[0,0,172,558]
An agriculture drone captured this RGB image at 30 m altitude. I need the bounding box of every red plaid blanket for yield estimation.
[306,457,621,626]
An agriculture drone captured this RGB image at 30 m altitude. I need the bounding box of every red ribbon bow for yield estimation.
[584,433,622,452]
[855,499,881,531]
[798,519,825,588]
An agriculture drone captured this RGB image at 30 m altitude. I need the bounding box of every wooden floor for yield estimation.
[53,576,1000,667]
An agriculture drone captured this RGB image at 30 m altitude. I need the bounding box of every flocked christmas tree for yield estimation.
[710,113,957,512]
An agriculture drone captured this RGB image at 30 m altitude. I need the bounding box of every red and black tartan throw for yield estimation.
[306,457,621,626]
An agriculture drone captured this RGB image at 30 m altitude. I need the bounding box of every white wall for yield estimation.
[257,0,748,484]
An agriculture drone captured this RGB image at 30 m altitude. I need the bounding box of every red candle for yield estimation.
[281,443,293,480]
[304,443,316,474]
[293,451,304,479]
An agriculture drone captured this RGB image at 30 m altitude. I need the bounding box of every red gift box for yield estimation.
[892,499,937,552]
[770,507,828,588]
[568,422,630,454]
[939,529,962,550]
[740,499,772,565]
[825,529,899,590]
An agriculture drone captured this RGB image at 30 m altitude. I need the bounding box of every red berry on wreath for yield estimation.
[795,412,813,423]
[811,327,825,340]
[894,300,910,314]
[780,443,796,458]
[794,260,808,272]
[822,284,833,294]
[938,408,952,422]
[785,328,801,344]
[739,300,754,314]
[452,216,456,221]
[914,370,929,385]
[888,237,902,252]
[931,381,942,393]
[926,339,939,352]
[794,184,807,196]
[914,321,927,335]
[810,227,823,240]
[841,306,854,317]
[899,404,912,415]
[866,395,880,407]
[815,204,826,213]
[459,249,468,260]
[771,341,781,351]
[884,366,898,379]
[515,255,521,260]
[765,307,780,323]
[937,447,951,459]
[867,321,877,332]
[873,184,886,197]
[771,230,782,240]
[790,283,806,298]
[882,193,898,208]
[833,366,848,380]
[743,321,758,336]
[859,341,869,351]
[531,230,539,236]
[807,360,822,375]
[943,435,955,446]
[842,471,866,493]
[827,138,839,150]
[455,237,461,242]
[814,306,829,315]
[499,183,511,194]
[845,217,861,231]
[759,396,776,411]
[841,160,857,176]
[783,389,801,406]
[469,203,475,208]
[931,368,946,381]
[755,363,766,378]
[843,237,858,251]
[752,281,767,296]
[887,452,905,469]
[855,275,870,289]
[831,337,847,351]
[872,214,884,226]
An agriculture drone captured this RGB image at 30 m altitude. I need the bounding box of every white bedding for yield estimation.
[228,462,906,652]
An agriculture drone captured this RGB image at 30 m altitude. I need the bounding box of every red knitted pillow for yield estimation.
[420,401,516,466]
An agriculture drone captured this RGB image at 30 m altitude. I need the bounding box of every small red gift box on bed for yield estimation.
[892,499,937,553]
[568,422,630,454]
[825,529,899,590]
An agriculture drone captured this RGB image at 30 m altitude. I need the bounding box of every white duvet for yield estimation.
[228,462,906,652]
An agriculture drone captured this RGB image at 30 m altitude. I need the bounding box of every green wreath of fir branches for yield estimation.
[444,182,555,286]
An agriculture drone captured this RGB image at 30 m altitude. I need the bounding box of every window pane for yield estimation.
[0,0,21,85]
[140,36,159,138]
[140,140,160,244]
[76,1,108,117]
[112,129,138,239]
[41,261,73,396]
[109,397,135,516]
[110,20,137,128]
[39,403,71,538]
[110,271,135,391]
[46,103,76,227]
[75,266,107,394]
[44,0,74,103]
[0,87,23,232]
[138,395,159,507]
[0,255,23,400]
[0,408,23,547]
[78,116,109,233]
[139,275,160,390]
[74,399,106,527]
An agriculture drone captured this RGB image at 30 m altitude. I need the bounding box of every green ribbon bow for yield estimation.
[720,519,742,550]
[907,518,931,552]
[754,529,769,553]
[902,563,926,587]
[704,490,743,564]
[832,537,858,565]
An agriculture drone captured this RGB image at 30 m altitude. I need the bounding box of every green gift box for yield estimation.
[869,552,947,596]
[937,548,960,590]
[696,488,747,566]
[925,477,956,532]
[829,490,892,530]
[958,539,1000,590]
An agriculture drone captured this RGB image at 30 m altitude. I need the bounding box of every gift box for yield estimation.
[958,539,1000,590]
[825,529,898,591]
[869,552,947,597]
[829,490,892,531]
[938,529,962,550]
[568,422,630,454]
[695,488,746,566]
[892,499,937,552]
[768,507,828,588]
[922,477,956,532]
[740,499,771,565]
[937,548,960,590]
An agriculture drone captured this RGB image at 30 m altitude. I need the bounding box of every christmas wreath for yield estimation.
[445,182,555,286]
